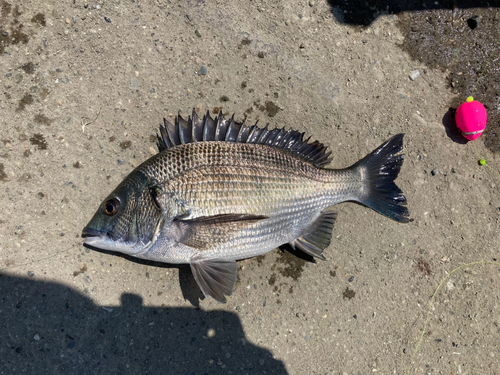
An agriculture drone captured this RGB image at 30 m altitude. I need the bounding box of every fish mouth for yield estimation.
[82,226,107,244]
[81,226,134,253]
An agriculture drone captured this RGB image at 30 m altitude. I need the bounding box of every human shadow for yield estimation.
[83,244,205,307]
[0,273,288,374]
[327,0,500,26]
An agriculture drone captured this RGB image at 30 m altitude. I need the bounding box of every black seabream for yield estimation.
[82,111,409,302]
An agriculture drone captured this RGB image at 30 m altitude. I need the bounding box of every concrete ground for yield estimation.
[1,1,499,374]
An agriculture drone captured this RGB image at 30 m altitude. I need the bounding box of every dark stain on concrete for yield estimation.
[73,264,87,277]
[34,114,51,125]
[120,140,132,149]
[258,101,280,118]
[342,287,355,300]
[16,93,34,111]
[29,133,48,150]
[21,61,35,74]
[31,13,46,27]
[0,163,8,181]
[268,273,276,286]
[417,258,432,276]
[0,2,30,54]
[274,247,308,281]
[255,254,265,265]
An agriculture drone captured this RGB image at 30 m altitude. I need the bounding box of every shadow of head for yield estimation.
[326,0,496,26]
[0,273,288,374]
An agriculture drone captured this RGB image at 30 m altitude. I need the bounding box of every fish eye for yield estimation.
[103,199,119,215]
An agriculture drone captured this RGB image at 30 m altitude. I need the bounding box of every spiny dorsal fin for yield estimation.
[156,110,333,167]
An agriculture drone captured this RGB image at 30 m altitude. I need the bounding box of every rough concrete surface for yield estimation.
[1,1,499,374]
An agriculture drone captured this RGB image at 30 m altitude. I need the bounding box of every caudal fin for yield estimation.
[350,134,409,222]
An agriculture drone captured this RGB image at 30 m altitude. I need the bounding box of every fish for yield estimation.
[82,110,409,303]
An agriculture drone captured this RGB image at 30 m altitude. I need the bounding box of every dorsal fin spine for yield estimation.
[156,111,332,167]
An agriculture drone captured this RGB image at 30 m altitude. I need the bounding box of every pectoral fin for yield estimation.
[190,259,238,303]
[176,213,268,250]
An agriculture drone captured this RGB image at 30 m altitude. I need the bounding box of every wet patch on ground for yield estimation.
[29,134,48,150]
[73,264,87,277]
[30,13,45,27]
[0,3,30,55]
[342,287,356,300]
[258,101,280,118]
[120,140,132,150]
[16,93,34,111]
[21,62,35,74]
[34,114,51,125]
[0,163,8,181]
[416,258,432,276]
[272,247,310,281]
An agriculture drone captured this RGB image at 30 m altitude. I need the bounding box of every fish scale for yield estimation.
[154,143,350,215]
[83,111,409,303]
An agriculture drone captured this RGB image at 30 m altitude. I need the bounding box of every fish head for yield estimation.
[82,170,165,256]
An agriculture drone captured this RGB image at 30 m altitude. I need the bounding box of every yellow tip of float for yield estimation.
[466,96,474,102]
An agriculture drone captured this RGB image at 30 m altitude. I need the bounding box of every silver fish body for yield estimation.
[83,111,409,302]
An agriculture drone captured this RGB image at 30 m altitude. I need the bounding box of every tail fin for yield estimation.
[350,134,409,223]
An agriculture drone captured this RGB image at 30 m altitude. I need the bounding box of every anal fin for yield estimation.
[190,259,238,303]
[290,209,337,260]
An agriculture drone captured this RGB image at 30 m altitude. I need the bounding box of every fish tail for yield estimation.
[350,134,409,222]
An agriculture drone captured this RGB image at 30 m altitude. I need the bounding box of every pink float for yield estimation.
[455,96,487,141]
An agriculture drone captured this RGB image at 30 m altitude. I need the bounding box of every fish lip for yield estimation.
[82,226,106,239]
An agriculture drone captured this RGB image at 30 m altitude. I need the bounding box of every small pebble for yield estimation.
[28,271,35,277]
[348,276,354,282]
[129,78,139,90]
[409,70,420,81]
[34,334,40,341]
[198,66,207,75]
[431,168,438,176]
[104,17,111,23]
[195,29,201,37]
